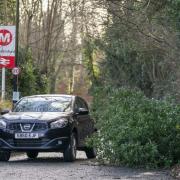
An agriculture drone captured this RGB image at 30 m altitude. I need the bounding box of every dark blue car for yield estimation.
[0,94,96,162]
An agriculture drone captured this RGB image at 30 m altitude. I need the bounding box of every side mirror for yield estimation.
[77,108,89,115]
[1,109,10,115]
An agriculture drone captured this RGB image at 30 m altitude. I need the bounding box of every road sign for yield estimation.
[0,26,16,69]
[12,67,20,75]
[0,29,13,46]
[0,57,10,65]
[13,91,20,101]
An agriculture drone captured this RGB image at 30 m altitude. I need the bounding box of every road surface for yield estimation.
[0,152,175,180]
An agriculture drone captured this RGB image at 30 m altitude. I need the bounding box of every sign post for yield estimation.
[13,0,20,104]
[1,68,5,101]
[0,26,16,102]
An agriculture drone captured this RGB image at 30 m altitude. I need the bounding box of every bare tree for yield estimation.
[19,0,105,94]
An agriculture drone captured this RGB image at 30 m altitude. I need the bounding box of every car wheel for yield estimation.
[0,151,11,161]
[85,147,96,159]
[63,133,77,162]
[26,151,38,159]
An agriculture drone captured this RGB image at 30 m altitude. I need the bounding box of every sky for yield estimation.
[42,0,48,11]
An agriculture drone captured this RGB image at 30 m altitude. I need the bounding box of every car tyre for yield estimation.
[0,151,11,161]
[63,133,77,162]
[26,151,38,159]
[85,147,96,159]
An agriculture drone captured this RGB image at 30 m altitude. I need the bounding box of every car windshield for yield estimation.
[13,96,72,112]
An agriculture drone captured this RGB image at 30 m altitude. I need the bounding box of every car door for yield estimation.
[80,98,94,138]
[74,97,92,146]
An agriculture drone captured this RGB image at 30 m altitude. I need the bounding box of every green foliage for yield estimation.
[5,48,49,99]
[88,0,180,100]
[167,0,180,29]
[89,87,180,167]
[82,38,101,85]
[0,0,16,24]
[85,0,180,168]
[18,49,49,96]
[0,101,12,110]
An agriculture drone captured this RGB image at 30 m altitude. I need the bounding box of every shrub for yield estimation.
[0,100,12,111]
[90,87,180,167]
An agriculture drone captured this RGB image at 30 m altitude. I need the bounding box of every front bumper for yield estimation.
[0,124,71,152]
[0,137,69,152]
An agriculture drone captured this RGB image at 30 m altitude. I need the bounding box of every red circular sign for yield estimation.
[12,67,20,75]
[0,29,13,46]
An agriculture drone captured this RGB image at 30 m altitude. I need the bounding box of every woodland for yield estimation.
[0,0,180,168]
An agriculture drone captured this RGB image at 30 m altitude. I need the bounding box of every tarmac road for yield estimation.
[0,152,175,180]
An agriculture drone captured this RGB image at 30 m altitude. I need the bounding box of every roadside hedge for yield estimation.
[90,87,180,168]
[0,101,12,111]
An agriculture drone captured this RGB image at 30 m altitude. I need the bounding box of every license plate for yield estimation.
[15,133,39,139]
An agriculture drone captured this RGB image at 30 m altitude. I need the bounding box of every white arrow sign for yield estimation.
[0,57,10,65]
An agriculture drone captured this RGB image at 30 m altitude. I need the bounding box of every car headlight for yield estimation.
[50,118,68,129]
[0,120,6,129]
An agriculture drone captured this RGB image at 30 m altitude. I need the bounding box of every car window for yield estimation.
[14,96,72,112]
[74,98,81,110]
[78,98,88,110]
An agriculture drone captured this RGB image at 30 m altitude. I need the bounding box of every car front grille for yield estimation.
[34,123,48,131]
[8,123,21,131]
[8,139,49,147]
[8,122,48,132]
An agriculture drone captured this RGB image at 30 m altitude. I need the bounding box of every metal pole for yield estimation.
[1,68,5,102]
[15,0,19,66]
[13,0,19,104]
[1,0,8,102]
